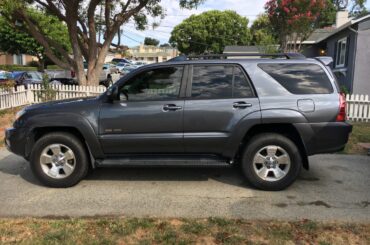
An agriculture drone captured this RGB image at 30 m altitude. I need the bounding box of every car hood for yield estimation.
[25,97,100,112]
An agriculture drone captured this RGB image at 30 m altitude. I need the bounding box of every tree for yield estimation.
[0,0,205,86]
[0,9,70,71]
[265,0,327,52]
[170,10,252,54]
[332,0,368,17]
[159,43,171,48]
[144,37,160,46]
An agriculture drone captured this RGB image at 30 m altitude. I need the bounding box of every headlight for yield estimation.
[15,108,26,121]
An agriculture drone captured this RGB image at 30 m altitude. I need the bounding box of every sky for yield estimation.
[120,0,267,47]
[119,0,370,47]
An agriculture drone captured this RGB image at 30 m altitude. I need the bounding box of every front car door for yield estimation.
[99,65,186,154]
[183,64,260,155]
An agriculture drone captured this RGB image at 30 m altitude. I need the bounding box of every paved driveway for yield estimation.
[0,149,369,221]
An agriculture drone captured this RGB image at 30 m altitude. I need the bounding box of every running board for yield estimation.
[96,155,232,167]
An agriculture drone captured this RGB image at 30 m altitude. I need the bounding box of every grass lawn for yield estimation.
[0,218,369,244]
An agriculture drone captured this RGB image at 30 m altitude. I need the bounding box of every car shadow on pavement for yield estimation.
[0,153,317,189]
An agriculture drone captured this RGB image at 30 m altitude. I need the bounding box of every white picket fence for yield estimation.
[0,87,369,122]
[0,84,106,110]
[346,94,370,122]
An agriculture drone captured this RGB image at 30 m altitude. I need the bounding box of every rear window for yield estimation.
[258,63,333,94]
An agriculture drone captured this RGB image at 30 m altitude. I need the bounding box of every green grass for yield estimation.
[343,122,370,154]
[0,218,369,244]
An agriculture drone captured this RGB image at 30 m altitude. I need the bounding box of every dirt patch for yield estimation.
[0,107,21,147]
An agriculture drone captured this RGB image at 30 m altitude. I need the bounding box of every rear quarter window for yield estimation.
[258,63,333,94]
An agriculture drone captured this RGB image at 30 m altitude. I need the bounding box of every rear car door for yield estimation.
[99,65,186,154]
[183,64,260,154]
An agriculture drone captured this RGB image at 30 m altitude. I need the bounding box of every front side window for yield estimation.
[335,37,347,68]
[191,65,254,99]
[258,63,333,94]
[120,66,183,101]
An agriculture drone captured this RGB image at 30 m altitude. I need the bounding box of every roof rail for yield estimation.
[186,53,306,60]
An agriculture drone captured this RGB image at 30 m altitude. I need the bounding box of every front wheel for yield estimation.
[30,132,89,188]
[241,133,302,191]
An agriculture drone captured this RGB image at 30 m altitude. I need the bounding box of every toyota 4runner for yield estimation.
[5,53,352,191]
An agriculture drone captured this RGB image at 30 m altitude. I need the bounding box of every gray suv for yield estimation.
[5,53,352,190]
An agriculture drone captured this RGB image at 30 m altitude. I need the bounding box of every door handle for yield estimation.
[233,101,252,109]
[163,104,182,112]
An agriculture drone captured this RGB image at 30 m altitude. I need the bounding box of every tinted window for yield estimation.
[120,66,183,101]
[233,66,254,98]
[192,65,233,99]
[258,63,333,94]
[191,65,254,99]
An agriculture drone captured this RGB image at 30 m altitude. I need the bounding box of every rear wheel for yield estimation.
[241,133,302,191]
[30,132,89,188]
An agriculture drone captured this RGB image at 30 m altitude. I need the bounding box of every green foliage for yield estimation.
[36,74,57,102]
[170,10,252,54]
[0,8,70,70]
[144,37,160,46]
[250,14,279,53]
[0,65,37,71]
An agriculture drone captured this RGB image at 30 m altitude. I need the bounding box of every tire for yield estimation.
[241,133,302,191]
[30,132,89,188]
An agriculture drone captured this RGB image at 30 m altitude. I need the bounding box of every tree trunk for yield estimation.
[37,57,45,72]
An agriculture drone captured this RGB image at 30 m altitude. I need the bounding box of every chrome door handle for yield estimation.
[233,101,252,109]
[163,104,182,111]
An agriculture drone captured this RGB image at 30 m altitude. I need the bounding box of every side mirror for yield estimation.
[106,85,118,101]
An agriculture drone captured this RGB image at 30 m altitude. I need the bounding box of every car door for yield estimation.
[183,64,260,154]
[99,65,186,154]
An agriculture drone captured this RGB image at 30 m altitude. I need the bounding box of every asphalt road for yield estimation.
[0,149,369,222]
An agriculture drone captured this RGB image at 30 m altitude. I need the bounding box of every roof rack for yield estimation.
[187,53,306,60]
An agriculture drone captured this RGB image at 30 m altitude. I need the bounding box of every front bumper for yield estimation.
[294,122,353,155]
[5,127,28,158]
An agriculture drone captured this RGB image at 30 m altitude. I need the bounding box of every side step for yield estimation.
[95,155,232,168]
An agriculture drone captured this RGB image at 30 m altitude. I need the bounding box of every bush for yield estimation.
[0,79,16,92]
[35,74,57,102]
[27,60,40,67]
[0,65,38,71]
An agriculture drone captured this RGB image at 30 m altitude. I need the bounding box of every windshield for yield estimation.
[26,72,43,80]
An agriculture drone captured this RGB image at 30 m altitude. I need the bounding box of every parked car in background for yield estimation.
[0,70,15,88]
[115,62,132,73]
[120,66,137,76]
[83,62,119,87]
[111,58,131,64]
[12,71,43,88]
[46,70,78,86]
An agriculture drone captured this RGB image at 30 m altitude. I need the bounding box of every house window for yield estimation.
[335,37,347,68]
[13,54,23,65]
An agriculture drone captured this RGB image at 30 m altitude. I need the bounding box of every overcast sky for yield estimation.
[119,0,370,47]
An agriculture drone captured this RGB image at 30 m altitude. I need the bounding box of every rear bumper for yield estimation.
[294,122,352,155]
[4,127,28,158]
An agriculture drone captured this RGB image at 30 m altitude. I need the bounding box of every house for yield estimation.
[127,44,179,64]
[301,11,370,94]
[0,52,38,66]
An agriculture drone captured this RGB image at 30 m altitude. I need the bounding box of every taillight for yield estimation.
[336,93,347,122]
[71,70,75,78]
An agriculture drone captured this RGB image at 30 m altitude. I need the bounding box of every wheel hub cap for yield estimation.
[252,145,291,182]
[40,144,76,179]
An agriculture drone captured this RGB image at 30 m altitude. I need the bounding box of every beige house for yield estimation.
[0,52,38,66]
[128,44,179,64]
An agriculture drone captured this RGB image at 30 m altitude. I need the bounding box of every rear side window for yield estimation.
[191,65,254,99]
[258,63,333,94]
